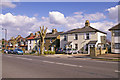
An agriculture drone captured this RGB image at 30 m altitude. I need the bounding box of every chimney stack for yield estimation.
[30,33,33,37]
[85,20,90,26]
[52,29,57,34]
[35,32,38,37]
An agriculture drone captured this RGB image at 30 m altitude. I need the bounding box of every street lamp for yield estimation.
[2,28,7,49]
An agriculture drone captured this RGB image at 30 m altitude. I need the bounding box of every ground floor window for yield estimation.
[30,46,31,50]
[114,43,120,49]
[75,44,78,50]
[85,44,88,51]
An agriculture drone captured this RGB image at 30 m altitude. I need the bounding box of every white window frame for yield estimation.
[50,39,52,43]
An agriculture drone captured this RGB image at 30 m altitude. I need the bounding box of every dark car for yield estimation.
[8,49,14,54]
[56,48,63,54]
[13,49,23,55]
[4,49,8,54]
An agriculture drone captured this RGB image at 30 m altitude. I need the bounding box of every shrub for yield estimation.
[44,51,48,55]
[32,50,36,53]
[44,51,55,55]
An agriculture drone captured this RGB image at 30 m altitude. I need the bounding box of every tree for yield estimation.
[37,26,47,55]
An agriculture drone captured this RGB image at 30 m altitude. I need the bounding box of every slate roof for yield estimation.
[61,26,107,35]
[109,23,120,31]
[65,41,72,45]
[35,32,63,39]
[45,32,63,38]
[27,35,36,40]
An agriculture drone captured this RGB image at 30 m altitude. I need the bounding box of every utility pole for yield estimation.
[2,28,7,49]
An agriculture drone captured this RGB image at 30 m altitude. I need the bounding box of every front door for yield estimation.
[51,46,54,51]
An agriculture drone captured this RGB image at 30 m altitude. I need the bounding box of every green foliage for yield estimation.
[2,41,4,45]
[23,53,31,55]
[44,51,55,55]
[30,50,36,54]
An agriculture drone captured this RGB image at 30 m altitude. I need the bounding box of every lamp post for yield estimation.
[2,28,7,49]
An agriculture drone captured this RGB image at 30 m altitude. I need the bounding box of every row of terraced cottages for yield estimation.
[6,20,120,54]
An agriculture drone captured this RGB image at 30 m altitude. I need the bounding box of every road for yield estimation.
[2,54,119,78]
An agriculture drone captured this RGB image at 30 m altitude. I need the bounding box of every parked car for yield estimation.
[13,49,23,55]
[8,49,14,54]
[4,49,8,54]
[56,48,63,54]
[63,48,78,54]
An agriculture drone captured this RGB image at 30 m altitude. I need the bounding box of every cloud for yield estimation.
[49,11,67,25]
[0,2,16,8]
[84,12,106,21]
[106,5,119,20]
[0,10,117,40]
[90,21,117,40]
[0,13,37,39]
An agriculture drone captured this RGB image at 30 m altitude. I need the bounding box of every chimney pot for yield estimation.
[85,20,90,26]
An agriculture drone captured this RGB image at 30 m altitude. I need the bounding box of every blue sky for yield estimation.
[0,2,119,40]
[2,2,117,18]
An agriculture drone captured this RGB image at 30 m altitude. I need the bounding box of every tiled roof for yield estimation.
[27,35,35,40]
[61,26,107,35]
[109,23,120,30]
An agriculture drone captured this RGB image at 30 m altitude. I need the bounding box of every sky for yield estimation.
[0,2,119,40]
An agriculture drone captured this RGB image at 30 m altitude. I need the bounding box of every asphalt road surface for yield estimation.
[2,54,119,78]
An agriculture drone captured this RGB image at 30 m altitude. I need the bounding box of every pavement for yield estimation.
[45,54,120,60]
[2,54,119,78]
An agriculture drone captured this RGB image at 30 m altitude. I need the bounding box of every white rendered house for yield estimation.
[109,23,120,54]
[60,20,107,54]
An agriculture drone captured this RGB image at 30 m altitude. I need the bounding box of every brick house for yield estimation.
[27,29,63,51]
[7,35,28,50]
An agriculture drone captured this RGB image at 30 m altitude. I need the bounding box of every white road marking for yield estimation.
[7,56,12,57]
[42,61,55,64]
[13,55,83,68]
[42,60,83,68]
[115,70,120,73]
[16,57,32,60]
[55,62,64,65]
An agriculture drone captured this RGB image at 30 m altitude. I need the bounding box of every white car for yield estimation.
[63,48,78,54]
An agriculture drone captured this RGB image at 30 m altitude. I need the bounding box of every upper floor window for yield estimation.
[112,30,120,37]
[114,43,120,49]
[44,40,46,43]
[30,46,31,50]
[35,40,37,44]
[85,33,90,40]
[26,41,28,45]
[64,35,67,41]
[21,41,24,45]
[114,32,120,37]
[75,34,78,40]
[30,40,31,44]
[50,39,52,43]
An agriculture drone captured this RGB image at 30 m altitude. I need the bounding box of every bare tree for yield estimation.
[37,26,47,55]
